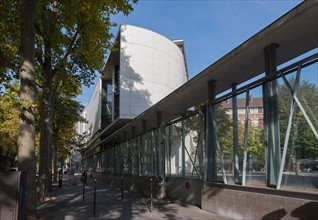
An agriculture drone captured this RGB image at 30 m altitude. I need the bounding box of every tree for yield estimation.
[217,100,265,172]
[52,91,85,181]
[0,0,19,87]
[18,0,37,218]
[1,0,138,214]
[185,103,233,157]
[278,76,318,173]
[1,0,37,215]
[245,123,264,171]
[0,82,19,157]
[215,103,233,158]
[33,0,138,193]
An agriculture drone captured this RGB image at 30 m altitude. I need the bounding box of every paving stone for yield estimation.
[37,177,229,220]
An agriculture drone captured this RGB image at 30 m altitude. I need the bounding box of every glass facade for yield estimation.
[114,66,120,119]
[182,115,204,178]
[277,62,318,191]
[169,122,183,177]
[82,56,317,193]
[101,80,113,129]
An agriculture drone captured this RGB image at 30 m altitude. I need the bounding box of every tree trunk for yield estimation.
[18,0,37,219]
[48,96,54,191]
[39,73,53,194]
[53,146,58,181]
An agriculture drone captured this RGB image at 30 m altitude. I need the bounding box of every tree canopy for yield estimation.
[0,82,20,155]
[278,76,318,161]
[33,0,137,193]
[0,0,138,205]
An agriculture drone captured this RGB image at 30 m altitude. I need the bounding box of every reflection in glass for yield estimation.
[278,62,318,192]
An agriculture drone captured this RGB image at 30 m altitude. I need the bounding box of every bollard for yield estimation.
[150,178,153,212]
[40,177,45,202]
[59,169,63,188]
[82,180,85,201]
[121,176,124,201]
[93,179,96,215]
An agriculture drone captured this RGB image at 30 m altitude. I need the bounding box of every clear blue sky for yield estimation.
[77,0,302,106]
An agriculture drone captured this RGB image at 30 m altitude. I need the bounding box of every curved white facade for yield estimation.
[78,25,188,139]
[80,79,102,136]
[117,25,188,119]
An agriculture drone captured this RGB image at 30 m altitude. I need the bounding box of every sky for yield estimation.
[77,0,302,106]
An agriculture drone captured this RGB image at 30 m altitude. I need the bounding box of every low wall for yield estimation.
[87,172,318,218]
[202,182,318,219]
[88,172,202,206]
[166,178,203,206]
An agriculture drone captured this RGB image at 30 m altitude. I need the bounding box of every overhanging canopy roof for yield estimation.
[96,1,318,147]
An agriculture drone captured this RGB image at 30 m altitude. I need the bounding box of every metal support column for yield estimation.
[181,114,186,178]
[132,126,136,175]
[112,143,117,174]
[124,132,129,175]
[161,122,166,180]
[117,136,122,175]
[155,111,162,176]
[210,103,228,184]
[232,84,240,183]
[204,105,208,183]
[138,136,142,177]
[242,88,250,186]
[276,65,300,189]
[167,125,172,177]
[263,43,281,186]
[151,129,155,176]
[206,80,217,181]
[141,120,147,176]
[192,109,203,180]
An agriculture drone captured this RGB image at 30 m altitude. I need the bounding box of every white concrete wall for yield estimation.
[78,79,102,138]
[119,25,188,119]
[79,25,188,138]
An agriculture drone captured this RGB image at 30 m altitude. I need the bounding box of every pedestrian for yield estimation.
[82,170,87,185]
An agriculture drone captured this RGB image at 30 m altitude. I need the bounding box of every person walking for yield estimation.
[82,170,87,185]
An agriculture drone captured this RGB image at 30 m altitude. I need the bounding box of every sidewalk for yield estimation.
[37,177,229,220]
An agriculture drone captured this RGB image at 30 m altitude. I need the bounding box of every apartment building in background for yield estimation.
[222,96,264,127]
